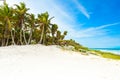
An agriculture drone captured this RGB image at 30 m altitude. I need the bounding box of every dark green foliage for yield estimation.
[0,2,68,46]
[58,39,89,52]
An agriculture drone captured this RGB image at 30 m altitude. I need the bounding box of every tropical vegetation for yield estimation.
[0,2,67,46]
[0,2,120,60]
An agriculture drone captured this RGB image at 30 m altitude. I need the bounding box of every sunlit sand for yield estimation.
[0,45,120,80]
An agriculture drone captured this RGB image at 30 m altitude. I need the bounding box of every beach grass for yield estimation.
[59,40,120,60]
[91,50,120,60]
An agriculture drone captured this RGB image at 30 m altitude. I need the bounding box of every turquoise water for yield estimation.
[91,48,120,55]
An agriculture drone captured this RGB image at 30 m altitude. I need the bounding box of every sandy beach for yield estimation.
[0,45,120,80]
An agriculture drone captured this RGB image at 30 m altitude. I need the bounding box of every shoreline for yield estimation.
[91,48,120,55]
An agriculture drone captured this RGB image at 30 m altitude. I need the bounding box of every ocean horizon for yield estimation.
[91,48,120,55]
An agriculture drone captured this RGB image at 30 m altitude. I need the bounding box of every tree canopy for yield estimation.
[0,2,68,46]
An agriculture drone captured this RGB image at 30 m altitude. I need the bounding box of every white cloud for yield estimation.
[73,0,90,19]
[77,36,120,48]
[50,2,74,22]
[78,22,120,34]
[19,0,74,22]
[66,22,120,39]
[94,22,120,30]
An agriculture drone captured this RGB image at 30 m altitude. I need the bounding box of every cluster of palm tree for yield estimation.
[0,2,67,46]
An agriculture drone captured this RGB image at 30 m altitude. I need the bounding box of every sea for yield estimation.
[91,48,120,55]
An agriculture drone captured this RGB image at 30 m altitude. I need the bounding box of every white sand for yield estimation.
[0,45,120,80]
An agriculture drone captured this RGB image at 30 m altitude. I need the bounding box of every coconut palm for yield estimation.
[0,21,4,46]
[51,24,58,44]
[26,14,36,44]
[14,2,29,45]
[37,12,53,45]
[62,31,67,40]
[0,4,15,46]
[0,2,68,47]
[55,30,61,44]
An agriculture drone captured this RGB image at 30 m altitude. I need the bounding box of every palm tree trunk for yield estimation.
[3,22,8,46]
[5,36,9,46]
[43,33,46,45]
[22,20,27,45]
[11,30,15,45]
[2,31,5,46]
[20,29,23,45]
[2,38,5,46]
[39,25,44,44]
[23,29,27,45]
[28,28,32,44]
[1,27,4,46]
[52,37,55,45]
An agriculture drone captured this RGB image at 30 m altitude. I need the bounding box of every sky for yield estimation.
[0,0,120,48]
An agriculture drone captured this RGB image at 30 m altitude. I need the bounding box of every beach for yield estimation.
[0,45,120,80]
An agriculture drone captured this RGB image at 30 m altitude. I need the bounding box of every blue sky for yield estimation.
[0,0,120,48]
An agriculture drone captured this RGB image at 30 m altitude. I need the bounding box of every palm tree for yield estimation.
[55,30,61,44]
[14,2,29,45]
[51,24,58,44]
[0,21,4,46]
[0,4,15,46]
[26,14,36,44]
[0,2,68,46]
[62,31,67,39]
[37,12,53,44]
